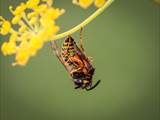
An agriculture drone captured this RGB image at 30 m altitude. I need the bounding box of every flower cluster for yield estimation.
[73,0,106,9]
[0,0,64,66]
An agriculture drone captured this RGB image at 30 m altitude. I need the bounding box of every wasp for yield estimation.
[51,28,100,91]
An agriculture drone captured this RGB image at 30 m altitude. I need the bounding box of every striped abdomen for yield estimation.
[61,36,76,65]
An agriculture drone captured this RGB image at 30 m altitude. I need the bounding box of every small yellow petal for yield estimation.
[20,32,30,41]
[9,32,18,42]
[40,17,54,27]
[27,12,38,19]
[11,15,22,24]
[14,51,30,66]
[73,0,93,9]
[94,0,106,8]
[29,47,37,56]
[30,36,44,50]
[29,17,37,25]
[1,42,8,56]
[1,41,16,55]
[18,25,26,33]
[9,3,26,15]
[42,8,65,20]
[0,21,11,35]
[26,0,40,9]
[45,25,59,40]
[13,40,30,66]
[34,4,47,13]
[0,17,11,35]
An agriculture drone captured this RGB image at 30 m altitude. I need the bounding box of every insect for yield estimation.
[51,28,100,91]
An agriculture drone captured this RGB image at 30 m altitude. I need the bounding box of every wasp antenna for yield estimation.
[86,80,101,91]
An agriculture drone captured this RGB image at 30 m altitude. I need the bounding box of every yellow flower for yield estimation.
[14,51,30,66]
[73,0,106,8]
[0,0,64,66]
[11,15,22,25]
[0,17,11,35]
[18,25,27,33]
[41,8,65,21]
[29,17,38,25]
[94,0,105,8]
[27,11,38,19]
[26,0,40,9]
[9,32,18,42]
[20,32,30,41]
[9,3,26,16]
[1,41,16,56]
[12,41,30,66]
[73,0,93,9]
[30,35,44,50]
[33,4,47,14]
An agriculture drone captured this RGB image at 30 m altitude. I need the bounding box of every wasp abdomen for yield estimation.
[61,36,77,65]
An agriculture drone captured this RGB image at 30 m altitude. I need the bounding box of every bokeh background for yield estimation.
[0,0,160,120]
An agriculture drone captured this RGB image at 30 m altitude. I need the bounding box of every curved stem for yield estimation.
[52,0,114,41]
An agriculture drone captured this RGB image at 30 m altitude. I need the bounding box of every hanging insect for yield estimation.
[50,28,100,91]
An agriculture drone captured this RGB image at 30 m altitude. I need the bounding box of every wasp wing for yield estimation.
[50,41,73,75]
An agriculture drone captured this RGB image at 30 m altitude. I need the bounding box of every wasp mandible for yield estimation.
[51,28,100,91]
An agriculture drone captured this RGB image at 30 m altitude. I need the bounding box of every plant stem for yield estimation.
[52,0,114,41]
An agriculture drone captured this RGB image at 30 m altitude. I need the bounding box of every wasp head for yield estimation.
[72,69,100,91]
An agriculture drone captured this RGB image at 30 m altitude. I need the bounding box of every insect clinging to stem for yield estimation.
[50,28,100,91]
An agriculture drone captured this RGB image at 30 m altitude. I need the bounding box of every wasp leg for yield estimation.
[79,27,85,53]
[79,28,93,63]
[70,67,83,75]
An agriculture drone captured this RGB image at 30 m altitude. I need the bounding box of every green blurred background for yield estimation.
[0,0,160,120]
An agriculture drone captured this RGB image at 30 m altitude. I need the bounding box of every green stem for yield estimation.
[52,0,114,41]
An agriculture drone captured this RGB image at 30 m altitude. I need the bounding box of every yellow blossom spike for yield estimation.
[73,0,94,9]
[94,0,106,8]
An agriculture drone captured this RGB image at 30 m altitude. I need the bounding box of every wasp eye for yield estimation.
[77,79,82,83]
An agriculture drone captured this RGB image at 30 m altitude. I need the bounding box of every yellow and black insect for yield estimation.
[51,28,100,91]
